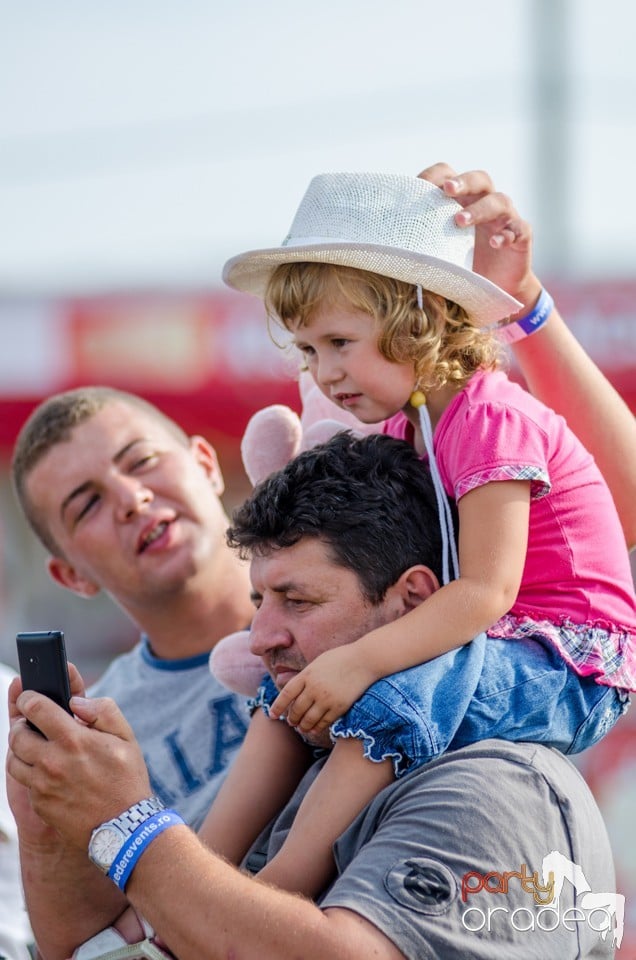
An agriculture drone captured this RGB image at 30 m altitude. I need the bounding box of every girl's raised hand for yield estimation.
[269,644,376,736]
[418,162,541,312]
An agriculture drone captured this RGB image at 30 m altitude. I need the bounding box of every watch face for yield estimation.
[89,825,126,872]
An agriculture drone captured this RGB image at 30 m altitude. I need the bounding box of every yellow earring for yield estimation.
[409,389,427,409]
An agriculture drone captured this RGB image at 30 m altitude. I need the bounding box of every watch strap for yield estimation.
[108,797,166,834]
[89,796,166,872]
[108,809,184,890]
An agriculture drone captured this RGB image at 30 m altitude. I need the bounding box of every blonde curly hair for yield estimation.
[265,262,502,392]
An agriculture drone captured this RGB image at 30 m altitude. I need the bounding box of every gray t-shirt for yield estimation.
[90,638,249,829]
[247,740,618,959]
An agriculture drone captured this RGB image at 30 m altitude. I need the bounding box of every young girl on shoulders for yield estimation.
[199,170,635,898]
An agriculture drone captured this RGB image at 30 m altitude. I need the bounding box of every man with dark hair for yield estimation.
[8,431,617,959]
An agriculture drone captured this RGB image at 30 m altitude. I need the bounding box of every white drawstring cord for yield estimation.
[412,286,459,585]
[412,395,459,585]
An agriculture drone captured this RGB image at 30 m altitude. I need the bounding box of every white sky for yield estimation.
[0,0,635,293]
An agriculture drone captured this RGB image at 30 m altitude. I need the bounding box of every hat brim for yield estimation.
[223,242,522,326]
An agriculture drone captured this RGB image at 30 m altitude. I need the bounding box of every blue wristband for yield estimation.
[108,809,185,890]
[496,288,554,343]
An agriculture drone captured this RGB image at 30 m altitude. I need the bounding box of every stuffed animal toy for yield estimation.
[209,373,383,696]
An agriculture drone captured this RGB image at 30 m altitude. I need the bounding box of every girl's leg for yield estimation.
[451,634,630,753]
[256,737,394,898]
[252,641,487,895]
[330,633,488,774]
[199,708,312,864]
[567,685,629,754]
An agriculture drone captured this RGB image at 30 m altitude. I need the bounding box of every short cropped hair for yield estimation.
[227,431,450,603]
[265,262,501,392]
[12,386,189,556]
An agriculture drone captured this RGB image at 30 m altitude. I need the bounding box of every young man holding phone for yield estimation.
[11,387,255,828]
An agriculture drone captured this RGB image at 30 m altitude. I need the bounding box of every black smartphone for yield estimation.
[16,630,72,735]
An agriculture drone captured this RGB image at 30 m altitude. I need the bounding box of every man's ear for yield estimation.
[47,556,101,598]
[391,565,440,613]
[190,435,225,495]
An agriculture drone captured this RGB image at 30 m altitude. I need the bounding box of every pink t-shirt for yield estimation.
[385,369,636,688]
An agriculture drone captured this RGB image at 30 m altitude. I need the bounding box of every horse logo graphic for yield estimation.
[542,850,624,949]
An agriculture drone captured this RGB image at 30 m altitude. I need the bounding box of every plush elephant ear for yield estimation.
[209,631,266,697]
[241,373,385,486]
[240,404,303,486]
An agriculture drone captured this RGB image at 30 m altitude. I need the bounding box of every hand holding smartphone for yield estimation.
[16,630,73,736]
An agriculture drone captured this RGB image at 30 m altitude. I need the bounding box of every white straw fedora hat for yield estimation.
[223,172,522,325]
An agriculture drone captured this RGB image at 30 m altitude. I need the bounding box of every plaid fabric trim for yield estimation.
[488,613,636,691]
[455,465,550,501]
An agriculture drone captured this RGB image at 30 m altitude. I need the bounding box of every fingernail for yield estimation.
[456,210,472,225]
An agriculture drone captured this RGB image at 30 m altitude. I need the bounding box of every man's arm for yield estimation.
[126,825,405,960]
[17,832,127,960]
[198,707,312,864]
[9,689,405,960]
[7,672,128,960]
[419,163,636,549]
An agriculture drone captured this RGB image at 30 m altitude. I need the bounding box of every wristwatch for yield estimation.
[88,796,166,873]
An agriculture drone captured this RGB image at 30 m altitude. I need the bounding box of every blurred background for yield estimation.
[1,0,634,942]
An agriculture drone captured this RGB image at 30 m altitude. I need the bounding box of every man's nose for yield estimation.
[248,601,293,657]
[113,476,153,522]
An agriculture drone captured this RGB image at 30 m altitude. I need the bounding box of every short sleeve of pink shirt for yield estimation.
[434,371,552,502]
